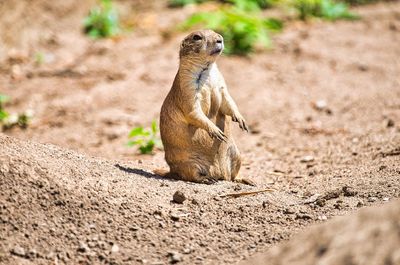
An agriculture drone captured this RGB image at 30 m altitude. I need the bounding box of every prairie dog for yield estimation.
[160,29,248,183]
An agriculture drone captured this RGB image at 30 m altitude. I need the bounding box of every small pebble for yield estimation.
[170,213,180,221]
[295,213,312,220]
[318,215,327,221]
[168,251,183,263]
[303,193,320,204]
[129,226,139,231]
[315,100,327,110]
[77,241,90,253]
[300,155,314,163]
[11,245,26,257]
[191,198,200,205]
[342,186,357,197]
[283,208,296,214]
[111,244,119,253]
[172,191,186,204]
[213,196,221,201]
[11,64,24,80]
[357,63,369,72]
[316,198,326,207]
[27,248,37,259]
[385,118,395,128]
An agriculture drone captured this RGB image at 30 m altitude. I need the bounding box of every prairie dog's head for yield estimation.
[179,29,224,62]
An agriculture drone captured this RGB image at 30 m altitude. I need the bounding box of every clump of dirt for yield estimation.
[243,200,400,265]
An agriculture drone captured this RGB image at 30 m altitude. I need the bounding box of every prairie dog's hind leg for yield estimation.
[229,147,256,186]
[170,162,214,184]
[227,144,241,181]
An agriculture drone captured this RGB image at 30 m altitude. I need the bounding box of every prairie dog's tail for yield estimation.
[153,169,182,180]
[153,168,169,177]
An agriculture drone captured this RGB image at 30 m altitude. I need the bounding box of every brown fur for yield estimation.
[160,30,248,184]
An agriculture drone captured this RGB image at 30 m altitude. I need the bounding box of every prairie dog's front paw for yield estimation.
[209,126,228,142]
[201,177,218,185]
[232,114,249,132]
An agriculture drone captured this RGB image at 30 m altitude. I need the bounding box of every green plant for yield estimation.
[181,6,283,55]
[169,0,206,7]
[0,94,10,122]
[83,0,121,38]
[127,120,162,154]
[0,94,32,130]
[254,0,278,8]
[34,52,44,65]
[228,0,278,10]
[291,0,357,20]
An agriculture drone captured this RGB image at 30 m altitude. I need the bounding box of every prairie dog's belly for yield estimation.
[199,79,222,118]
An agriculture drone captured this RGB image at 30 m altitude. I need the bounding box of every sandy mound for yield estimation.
[0,134,307,264]
[2,134,398,265]
[243,200,400,265]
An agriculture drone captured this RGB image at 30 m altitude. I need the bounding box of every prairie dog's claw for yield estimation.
[202,177,218,184]
[233,115,249,132]
[209,127,227,142]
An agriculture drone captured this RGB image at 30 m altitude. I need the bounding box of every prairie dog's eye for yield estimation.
[192,34,202,41]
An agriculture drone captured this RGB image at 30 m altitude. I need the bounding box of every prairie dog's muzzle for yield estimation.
[211,40,224,55]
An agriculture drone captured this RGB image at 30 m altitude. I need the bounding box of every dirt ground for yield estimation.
[1,0,400,264]
[244,200,400,265]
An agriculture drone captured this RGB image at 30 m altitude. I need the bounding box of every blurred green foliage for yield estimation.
[343,0,380,5]
[169,0,277,9]
[227,0,278,10]
[83,0,120,38]
[0,94,32,130]
[0,94,10,122]
[34,52,45,65]
[127,120,162,154]
[181,4,283,55]
[169,0,206,7]
[290,0,357,20]
[178,0,358,54]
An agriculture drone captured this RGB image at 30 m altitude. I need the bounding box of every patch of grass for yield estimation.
[254,0,279,8]
[0,94,10,122]
[83,0,121,38]
[34,52,45,66]
[127,120,162,154]
[291,0,358,20]
[228,0,278,10]
[0,94,32,130]
[169,0,206,7]
[180,5,283,55]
